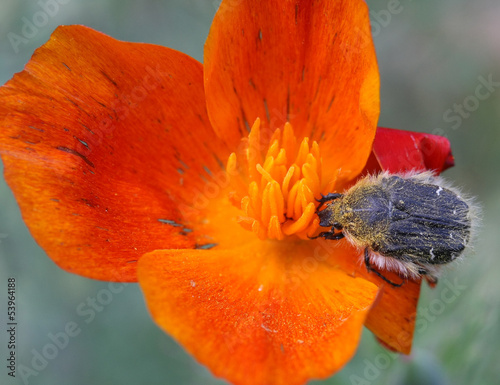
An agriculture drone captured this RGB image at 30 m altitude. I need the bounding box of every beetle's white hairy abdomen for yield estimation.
[365,251,436,279]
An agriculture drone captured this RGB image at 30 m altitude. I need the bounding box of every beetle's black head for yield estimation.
[317,203,339,228]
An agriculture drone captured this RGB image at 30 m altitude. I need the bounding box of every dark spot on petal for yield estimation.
[195,243,218,250]
[263,99,270,123]
[100,70,118,88]
[179,159,189,170]
[327,95,336,112]
[56,146,95,168]
[74,136,89,150]
[80,198,97,208]
[158,219,184,227]
[203,165,213,176]
[81,123,95,135]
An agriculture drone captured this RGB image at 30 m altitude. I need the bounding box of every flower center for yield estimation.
[226,118,337,240]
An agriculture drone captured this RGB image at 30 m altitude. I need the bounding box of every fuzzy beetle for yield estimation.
[314,172,478,286]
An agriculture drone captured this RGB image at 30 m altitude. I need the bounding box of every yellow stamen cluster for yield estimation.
[226,118,336,240]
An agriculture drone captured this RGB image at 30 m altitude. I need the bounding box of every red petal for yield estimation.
[205,0,380,182]
[138,245,378,385]
[0,26,227,281]
[370,127,454,174]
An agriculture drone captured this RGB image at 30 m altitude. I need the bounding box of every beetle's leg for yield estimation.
[316,193,343,211]
[416,266,439,287]
[309,231,345,240]
[424,275,438,287]
[364,248,405,287]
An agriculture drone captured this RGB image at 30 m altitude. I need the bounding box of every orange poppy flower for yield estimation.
[0,1,454,385]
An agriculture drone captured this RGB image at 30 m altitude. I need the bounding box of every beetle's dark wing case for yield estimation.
[377,175,471,264]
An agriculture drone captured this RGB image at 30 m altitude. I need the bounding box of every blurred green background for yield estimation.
[0,0,499,384]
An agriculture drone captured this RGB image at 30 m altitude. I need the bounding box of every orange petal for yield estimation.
[308,239,420,354]
[357,268,421,355]
[138,244,378,385]
[205,0,379,182]
[365,281,420,354]
[0,26,228,282]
